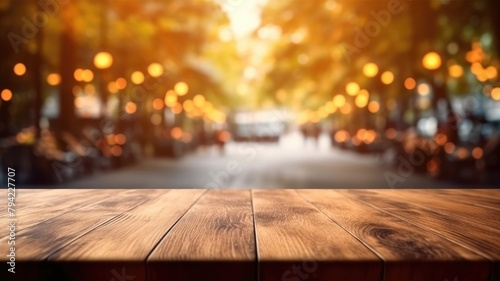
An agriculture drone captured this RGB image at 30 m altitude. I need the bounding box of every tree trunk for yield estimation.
[34,0,43,139]
[98,0,109,111]
[58,0,77,133]
[489,0,500,57]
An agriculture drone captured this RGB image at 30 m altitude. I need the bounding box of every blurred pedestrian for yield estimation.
[300,124,308,147]
[214,129,230,155]
[312,123,321,148]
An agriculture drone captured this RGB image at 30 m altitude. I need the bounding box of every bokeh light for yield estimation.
[72,86,82,96]
[74,69,84,81]
[108,82,118,94]
[13,63,26,76]
[148,63,164,77]
[491,87,500,101]
[111,146,123,157]
[435,133,447,146]
[151,113,162,125]
[345,82,360,96]
[164,90,178,107]
[334,130,350,143]
[74,96,84,108]
[471,62,482,75]
[107,134,116,145]
[153,98,164,110]
[174,82,189,96]
[456,147,469,159]
[444,142,455,154]
[81,69,94,82]
[422,52,442,70]
[355,92,369,108]
[472,147,483,159]
[362,63,379,77]
[171,127,183,139]
[115,78,127,90]
[404,78,416,90]
[486,66,498,80]
[47,73,61,86]
[368,101,380,113]
[94,52,113,69]
[333,94,346,107]
[340,103,352,114]
[386,128,397,139]
[131,71,145,85]
[125,102,137,114]
[183,99,195,113]
[1,89,13,101]
[325,101,337,114]
[448,64,464,78]
[380,71,394,85]
[84,84,96,95]
[172,103,183,114]
[193,94,206,107]
[115,134,127,145]
[417,83,431,96]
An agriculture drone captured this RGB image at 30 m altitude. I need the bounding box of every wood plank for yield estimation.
[0,189,125,241]
[49,189,205,260]
[298,189,491,281]
[0,189,156,281]
[252,189,382,281]
[0,189,93,218]
[1,189,497,281]
[2,189,52,199]
[41,189,206,281]
[7,189,53,201]
[8,189,156,259]
[147,189,255,281]
[341,190,500,281]
[409,189,500,210]
[340,190,500,258]
[370,190,499,230]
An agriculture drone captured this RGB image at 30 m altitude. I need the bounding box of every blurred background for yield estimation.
[1,0,500,188]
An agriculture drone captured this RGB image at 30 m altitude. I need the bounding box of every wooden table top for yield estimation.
[1,189,499,281]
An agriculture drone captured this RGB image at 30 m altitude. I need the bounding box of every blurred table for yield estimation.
[1,189,499,281]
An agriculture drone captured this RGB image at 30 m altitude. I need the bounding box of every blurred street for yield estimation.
[55,132,465,189]
[2,0,500,188]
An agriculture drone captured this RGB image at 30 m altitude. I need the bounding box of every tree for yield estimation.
[256,0,497,131]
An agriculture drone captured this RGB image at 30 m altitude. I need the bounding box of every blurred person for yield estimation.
[300,124,308,147]
[214,129,230,155]
[312,123,321,148]
[197,125,207,149]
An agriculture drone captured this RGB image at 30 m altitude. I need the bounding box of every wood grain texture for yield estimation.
[2,189,156,259]
[0,189,498,281]
[252,189,382,281]
[49,189,205,260]
[370,190,500,230]
[340,190,500,257]
[4,188,52,203]
[409,189,500,210]
[36,189,206,281]
[0,189,91,218]
[147,189,256,281]
[0,190,158,281]
[298,189,491,281]
[0,190,155,281]
[340,190,500,281]
[0,189,122,240]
